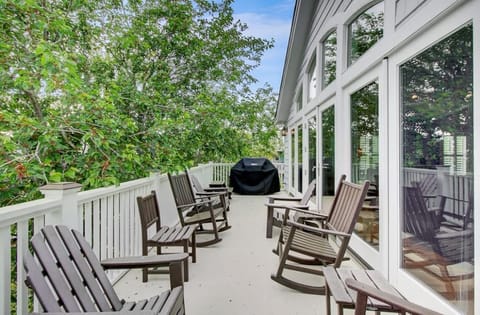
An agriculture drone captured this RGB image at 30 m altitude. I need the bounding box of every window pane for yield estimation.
[296,89,303,111]
[400,25,473,314]
[351,81,379,248]
[291,130,295,190]
[308,56,317,101]
[322,31,336,87]
[308,117,317,185]
[297,123,303,192]
[348,2,384,66]
[322,106,335,198]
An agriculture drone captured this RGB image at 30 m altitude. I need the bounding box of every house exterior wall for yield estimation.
[277,0,478,314]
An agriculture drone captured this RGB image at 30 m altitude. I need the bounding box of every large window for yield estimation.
[400,24,473,314]
[322,31,336,88]
[351,81,379,248]
[348,2,384,66]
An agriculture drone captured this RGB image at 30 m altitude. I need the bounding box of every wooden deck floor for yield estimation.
[114,193,361,315]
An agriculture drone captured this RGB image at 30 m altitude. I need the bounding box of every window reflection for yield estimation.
[308,55,317,101]
[322,31,336,87]
[348,2,384,66]
[321,106,335,197]
[351,81,379,248]
[297,124,303,193]
[400,25,473,314]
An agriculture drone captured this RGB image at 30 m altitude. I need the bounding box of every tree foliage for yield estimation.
[401,25,473,169]
[0,0,277,206]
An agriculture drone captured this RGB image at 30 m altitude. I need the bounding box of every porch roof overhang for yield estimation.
[275,0,316,125]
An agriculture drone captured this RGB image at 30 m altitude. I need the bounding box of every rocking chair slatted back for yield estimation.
[25,225,123,312]
[137,191,162,230]
[327,180,370,234]
[168,173,196,209]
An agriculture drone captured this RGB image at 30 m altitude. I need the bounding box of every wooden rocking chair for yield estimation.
[271,177,369,294]
[402,185,474,299]
[168,172,231,247]
[265,179,317,238]
[24,225,187,314]
[137,190,197,282]
[187,171,231,211]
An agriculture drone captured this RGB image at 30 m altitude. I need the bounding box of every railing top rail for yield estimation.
[0,198,61,227]
[78,175,165,203]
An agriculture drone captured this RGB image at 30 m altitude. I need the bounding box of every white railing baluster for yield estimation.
[0,225,11,314]
[114,193,120,258]
[92,199,101,259]
[16,220,29,315]
[84,201,93,247]
[100,197,108,261]
[107,195,114,259]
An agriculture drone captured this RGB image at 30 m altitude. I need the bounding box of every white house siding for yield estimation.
[277,0,478,314]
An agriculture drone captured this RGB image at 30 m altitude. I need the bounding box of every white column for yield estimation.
[40,182,82,230]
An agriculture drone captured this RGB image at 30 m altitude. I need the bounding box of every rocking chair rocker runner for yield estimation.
[271,177,370,294]
[24,225,187,314]
[137,190,197,282]
[168,172,231,246]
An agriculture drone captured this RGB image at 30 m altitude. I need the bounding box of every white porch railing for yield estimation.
[1,162,286,314]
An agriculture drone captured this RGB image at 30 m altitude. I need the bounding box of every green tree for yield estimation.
[0,0,278,207]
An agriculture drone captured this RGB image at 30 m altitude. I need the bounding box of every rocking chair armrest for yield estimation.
[101,253,188,270]
[345,279,443,315]
[268,196,302,203]
[204,187,229,192]
[196,191,224,197]
[177,198,214,209]
[31,312,155,315]
[264,202,308,210]
[286,207,327,218]
[288,220,350,237]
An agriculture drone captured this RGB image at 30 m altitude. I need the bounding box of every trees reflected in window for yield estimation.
[400,24,473,314]
[348,2,384,66]
[322,31,336,87]
[351,81,379,248]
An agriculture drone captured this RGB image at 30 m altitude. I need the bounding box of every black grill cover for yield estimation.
[230,158,280,195]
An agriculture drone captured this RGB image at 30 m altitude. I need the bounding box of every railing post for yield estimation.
[40,182,82,230]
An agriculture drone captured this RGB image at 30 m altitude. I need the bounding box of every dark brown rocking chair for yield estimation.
[271,177,370,294]
[137,190,197,282]
[403,185,474,299]
[24,225,187,314]
[168,172,231,247]
[265,179,317,238]
[187,171,230,211]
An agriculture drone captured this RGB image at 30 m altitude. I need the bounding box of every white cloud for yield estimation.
[234,12,291,41]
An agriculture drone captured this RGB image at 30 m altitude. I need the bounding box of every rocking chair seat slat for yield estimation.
[184,207,225,224]
[282,226,338,262]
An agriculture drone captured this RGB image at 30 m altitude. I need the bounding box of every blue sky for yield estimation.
[231,0,295,93]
